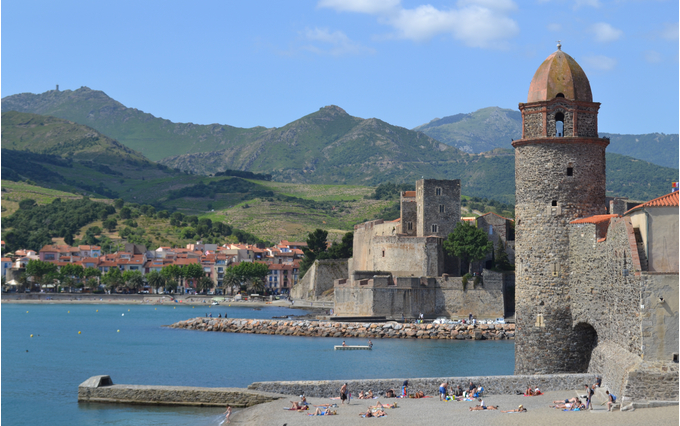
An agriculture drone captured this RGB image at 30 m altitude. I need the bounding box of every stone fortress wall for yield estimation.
[334,270,508,319]
[290,259,348,301]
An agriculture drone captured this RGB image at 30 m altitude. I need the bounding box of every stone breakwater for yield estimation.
[168,318,515,340]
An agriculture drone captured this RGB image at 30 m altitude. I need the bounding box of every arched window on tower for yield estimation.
[555,112,564,137]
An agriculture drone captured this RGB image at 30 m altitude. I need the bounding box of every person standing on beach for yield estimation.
[223,405,231,423]
[340,383,348,404]
[439,381,448,401]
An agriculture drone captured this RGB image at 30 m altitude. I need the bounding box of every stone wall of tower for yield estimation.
[415,179,461,238]
[400,194,417,236]
[513,139,608,375]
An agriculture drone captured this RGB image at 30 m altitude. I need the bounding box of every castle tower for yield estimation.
[513,45,609,374]
[415,179,461,239]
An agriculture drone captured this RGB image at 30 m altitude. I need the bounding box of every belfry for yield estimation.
[512,45,609,374]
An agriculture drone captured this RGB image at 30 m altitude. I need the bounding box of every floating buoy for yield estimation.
[122,313,125,316]
[30,334,33,338]
[128,309,130,312]
[173,307,176,309]
[117,330,120,333]
[26,311,29,313]
[155,308,157,310]
[78,331,81,334]
[68,311,70,313]
[96,310,98,312]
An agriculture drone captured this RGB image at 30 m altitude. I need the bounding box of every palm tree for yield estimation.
[146,270,165,294]
[249,277,265,295]
[197,276,214,294]
[222,269,240,296]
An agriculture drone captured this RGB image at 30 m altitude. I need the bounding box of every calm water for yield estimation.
[2,303,514,425]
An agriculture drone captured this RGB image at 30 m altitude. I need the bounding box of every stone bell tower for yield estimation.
[513,44,609,374]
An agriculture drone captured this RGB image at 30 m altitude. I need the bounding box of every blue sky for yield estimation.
[2,0,678,135]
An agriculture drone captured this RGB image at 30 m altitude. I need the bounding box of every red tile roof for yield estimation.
[402,191,416,198]
[625,192,679,214]
[570,214,620,225]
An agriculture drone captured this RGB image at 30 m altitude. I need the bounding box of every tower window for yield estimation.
[431,224,438,233]
[435,187,442,196]
[439,204,445,213]
[382,250,385,257]
[552,200,558,207]
[407,221,413,231]
[555,93,565,98]
[567,167,573,176]
[555,112,564,137]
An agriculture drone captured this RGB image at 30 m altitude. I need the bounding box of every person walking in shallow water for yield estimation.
[223,405,231,423]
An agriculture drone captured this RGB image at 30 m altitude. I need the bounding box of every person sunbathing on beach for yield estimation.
[553,397,579,404]
[469,404,498,411]
[550,399,580,410]
[289,401,308,410]
[525,386,534,396]
[367,389,374,398]
[501,405,526,413]
[359,391,365,399]
[385,389,395,398]
[361,409,374,418]
[312,407,332,416]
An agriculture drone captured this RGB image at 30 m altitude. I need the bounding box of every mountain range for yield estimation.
[2,88,677,204]
[413,107,679,169]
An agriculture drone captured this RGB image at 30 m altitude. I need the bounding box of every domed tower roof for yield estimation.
[527,46,592,103]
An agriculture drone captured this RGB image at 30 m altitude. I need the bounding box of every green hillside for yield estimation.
[413,107,522,154]
[1,87,270,161]
[601,133,679,169]
[1,111,149,164]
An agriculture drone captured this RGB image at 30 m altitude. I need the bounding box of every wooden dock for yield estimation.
[334,345,372,350]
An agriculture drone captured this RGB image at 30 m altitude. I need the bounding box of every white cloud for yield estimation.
[547,23,561,32]
[591,22,623,43]
[582,55,617,71]
[317,0,400,14]
[301,27,375,56]
[660,22,679,41]
[643,50,662,63]
[318,0,519,48]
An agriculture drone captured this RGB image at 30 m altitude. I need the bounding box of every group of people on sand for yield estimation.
[548,377,612,412]
[438,381,485,401]
[524,385,543,396]
[357,390,374,399]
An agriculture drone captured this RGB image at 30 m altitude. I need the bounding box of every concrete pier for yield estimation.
[78,375,287,407]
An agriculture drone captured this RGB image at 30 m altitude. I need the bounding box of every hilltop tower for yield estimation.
[513,45,609,374]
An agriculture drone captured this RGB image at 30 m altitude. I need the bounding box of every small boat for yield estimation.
[334,345,372,351]
[272,315,288,319]
[211,301,220,306]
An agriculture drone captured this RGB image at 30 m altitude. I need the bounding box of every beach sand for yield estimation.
[231,391,678,426]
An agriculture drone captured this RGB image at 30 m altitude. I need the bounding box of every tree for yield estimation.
[493,240,512,271]
[26,260,58,285]
[19,199,36,210]
[103,267,124,291]
[84,267,102,281]
[222,268,240,296]
[249,277,265,295]
[443,222,493,275]
[103,218,118,232]
[85,278,99,291]
[300,229,329,278]
[182,263,205,290]
[326,231,353,259]
[114,198,125,209]
[60,263,84,286]
[146,270,165,294]
[196,276,214,294]
[119,207,132,219]
[165,279,178,293]
[122,270,143,292]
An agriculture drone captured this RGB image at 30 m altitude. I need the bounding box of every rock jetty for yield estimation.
[168,318,515,340]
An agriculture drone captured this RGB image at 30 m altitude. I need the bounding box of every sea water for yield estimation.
[2,303,514,425]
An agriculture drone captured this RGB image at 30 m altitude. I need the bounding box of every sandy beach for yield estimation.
[231,390,678,426]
